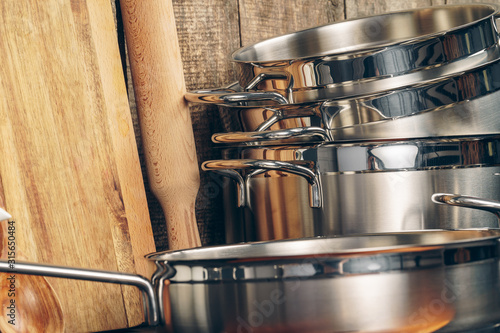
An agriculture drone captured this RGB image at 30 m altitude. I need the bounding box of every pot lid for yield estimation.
[146,229,500,262]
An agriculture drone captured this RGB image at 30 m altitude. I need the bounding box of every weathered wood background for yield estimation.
[117,0,497,250]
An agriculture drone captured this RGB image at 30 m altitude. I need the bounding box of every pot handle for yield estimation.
[202,159,322,208]
[185,88,288,106]
[212,127,332,144]
[185,80,289,106]
[431,193,500,225]
[0,260,160,327]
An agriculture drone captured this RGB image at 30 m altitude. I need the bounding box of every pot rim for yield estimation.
[146,228,500,262]
[232,3,500,63]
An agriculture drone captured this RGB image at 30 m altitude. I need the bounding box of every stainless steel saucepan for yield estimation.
[2,227,500,332]
[212,56,500,141]
[204,136,500,242]
[186,4,500,106]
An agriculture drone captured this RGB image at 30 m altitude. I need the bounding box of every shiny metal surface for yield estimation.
[212,126,331,144]
[233,5,499,62]
[186,4,500,106]
[203,159,322,208]
[155,230,500,332]
[205,136,500,241]
[327,88,500,141]
[147,229,500,262]
[433,193,500,218]
[0,260,160,326]
[1,230,500,332]
[166,267,498,332]
[210,58,500,142]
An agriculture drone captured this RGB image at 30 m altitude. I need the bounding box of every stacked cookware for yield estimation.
[4,4,500,333]
[174,5,500,331]
[187,3,500,244]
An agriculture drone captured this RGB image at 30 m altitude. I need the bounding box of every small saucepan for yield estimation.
[204,136,500,242]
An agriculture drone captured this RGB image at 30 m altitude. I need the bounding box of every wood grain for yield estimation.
[173,0,241,247]
[345,0,437,18]
[0,221,65,333]
[148,0,489,249]
[445,0,500,4]
[239,0,344,45]
[0,0,155,331]
[120,0,202,250]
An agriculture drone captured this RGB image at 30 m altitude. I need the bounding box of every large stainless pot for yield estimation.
[186,4,500,106]
[3,228,500,332]
[203,136,500,242]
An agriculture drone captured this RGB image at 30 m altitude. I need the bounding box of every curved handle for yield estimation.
[185,88,289,106]
[210,169,246,207]
[0,260,160,326]
[202,159,322,208]
[431,193,500,225]
[243,72,289,91]
[212,127,332,144]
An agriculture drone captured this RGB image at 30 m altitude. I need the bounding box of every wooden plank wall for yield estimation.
[117,0,499,250]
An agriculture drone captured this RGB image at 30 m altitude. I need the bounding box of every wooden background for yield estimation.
[1,1,495,332]
[115,0,499,251]
[119,0,498,251]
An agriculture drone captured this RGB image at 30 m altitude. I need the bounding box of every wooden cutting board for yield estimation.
[0,0,156,332]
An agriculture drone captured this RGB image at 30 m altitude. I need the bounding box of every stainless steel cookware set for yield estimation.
[3,4,500,332]
[190,3,500,244]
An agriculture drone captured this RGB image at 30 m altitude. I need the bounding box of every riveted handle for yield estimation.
[202,159,322,208]
[212,127,331,144]
[185,88,289,106]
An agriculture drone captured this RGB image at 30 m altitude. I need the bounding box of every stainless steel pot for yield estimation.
[203,136,500,242]
[186,4,500,106]
[3,228,500,332]
[211,56,500,140]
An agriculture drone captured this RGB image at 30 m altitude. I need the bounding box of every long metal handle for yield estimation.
[0,260,159,326]
[202,159,322,208]
[432,193,500,224]
[185,76,291,106]
[212,127,332,144]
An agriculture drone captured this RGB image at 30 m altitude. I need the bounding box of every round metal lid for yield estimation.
[146,229,500,262]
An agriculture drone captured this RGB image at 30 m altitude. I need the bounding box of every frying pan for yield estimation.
[2,215,500,332]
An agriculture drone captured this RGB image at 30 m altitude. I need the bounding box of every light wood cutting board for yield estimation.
[0,0,156,331]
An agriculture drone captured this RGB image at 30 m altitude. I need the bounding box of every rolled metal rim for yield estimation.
[187,4,500,107]
[187,46,500,108]
[217,135,500,173]
[209,56,500,144]
[232,4,500,63]
[146,229,500,262]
